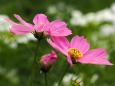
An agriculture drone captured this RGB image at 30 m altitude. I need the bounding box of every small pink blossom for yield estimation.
[5,14,72,37]
[47,35,113,66]
[40,51,57,72]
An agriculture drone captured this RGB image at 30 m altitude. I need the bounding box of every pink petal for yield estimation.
[51,36,70,52]
[10,25,34,34]
[33,14,49,33]
[47,38,68,56]
[78,58,112,65]
[49,29,72,36]
[83,48,106,59]
[88,58,113,65]
[14,14,33,28]
[33,25,45,32]
[50,20,67,29]
[33,14,49,31]
[77,48,113,65]
[50,51,57,59]
[66,55,73,67]
[46,20,72,36]
[43,50,57,62]
[70,35,90,54]
[4,18,18,25]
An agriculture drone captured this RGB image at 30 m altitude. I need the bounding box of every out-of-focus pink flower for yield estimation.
[45,20,72,36]
[4,14,72,37]
[40,51,57,72]
[47,35,113,66]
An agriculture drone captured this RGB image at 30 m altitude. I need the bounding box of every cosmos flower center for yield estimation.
[68,48,83,59]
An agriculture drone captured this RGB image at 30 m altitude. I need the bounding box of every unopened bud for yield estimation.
[39,51,57,72]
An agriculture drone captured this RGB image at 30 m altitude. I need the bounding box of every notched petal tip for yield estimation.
[14,14,18,17]
[14,14,22,20]
[4,18,18,25]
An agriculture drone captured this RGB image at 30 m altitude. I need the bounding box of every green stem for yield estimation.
[45,72,48,86]
[29,39,40,86]
[58,65,69,86]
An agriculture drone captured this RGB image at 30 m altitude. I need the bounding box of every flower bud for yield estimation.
[39,51,57,72]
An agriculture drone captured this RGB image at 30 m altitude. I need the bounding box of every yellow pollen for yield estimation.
[68,48,83,59]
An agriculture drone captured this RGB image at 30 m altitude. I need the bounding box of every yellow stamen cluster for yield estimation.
[68,48,83,59]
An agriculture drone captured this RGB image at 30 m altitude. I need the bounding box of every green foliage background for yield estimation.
[0,0,115,86]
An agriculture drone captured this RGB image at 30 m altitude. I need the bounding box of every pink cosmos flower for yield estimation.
[47,35,113,66]
[40,51,57,72]
[4,14,72,37]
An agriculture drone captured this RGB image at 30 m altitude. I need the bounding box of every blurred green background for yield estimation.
[0,0,115,86]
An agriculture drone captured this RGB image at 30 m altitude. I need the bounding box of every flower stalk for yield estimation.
[45,72,48,86]
[29,39,40,86]
[58,64,69,86]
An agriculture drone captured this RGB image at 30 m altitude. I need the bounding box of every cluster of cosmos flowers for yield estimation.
[5,13,112,71]
[5,13,113,86]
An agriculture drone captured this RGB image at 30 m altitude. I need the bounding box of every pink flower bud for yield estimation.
[39,51,57,72]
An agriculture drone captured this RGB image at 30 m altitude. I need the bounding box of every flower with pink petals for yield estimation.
[40,51,57,72]
[45,20,72,36]
[4,14,72,38]
[47,35,113,66]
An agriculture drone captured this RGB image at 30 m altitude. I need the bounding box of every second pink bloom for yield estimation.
[5,14,72,37]
[47,35,113,66]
